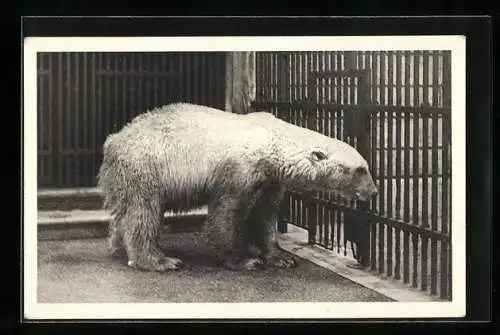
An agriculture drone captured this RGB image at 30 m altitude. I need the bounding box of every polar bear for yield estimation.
[97,103,378,272]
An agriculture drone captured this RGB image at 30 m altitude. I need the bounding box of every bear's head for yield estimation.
[309,146,378,201]
[278,140,378,202]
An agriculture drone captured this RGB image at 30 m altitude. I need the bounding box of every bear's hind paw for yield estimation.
[224,256,264,271]
[265,254,298,269]
[128,256,184,272]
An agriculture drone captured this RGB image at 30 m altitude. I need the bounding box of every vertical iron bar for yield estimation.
[65,52,72,186]
[179,53,185,103]
[371,52,379,216]
[47,54,54,184]
[325,53,333,247]
[89,52,97,184]
[185,53,191,104]
[147,53,153,110]
[330,206,336,251]
[194,53,200,104]
[81,53,89,185]
[96,53,104,184]
[113,53,119,140]
[74,52,80,186]
[394,51,403,280]
[369,52,378,271]
[138,54,145,113]
[56,52,63,186]
[420,51,430,292]
[42,53,48,185]
[430,51,440,296]
[166,52,172,106]
[307,202,316,245]
[121,54,128,124]
[208,53,215,107]
[377,52,386,274]
[153,53,159,107]
[386,51,394,277]
[128,54,136,122]
[37,54,43,185]
[430,114,439,295]
[441,51,451,299]
[412,51,421,288]
[403,51,411,284]
[104,53,112,143]
[201,52,207,105]
[319,54,327,244]
[298,52,305,228]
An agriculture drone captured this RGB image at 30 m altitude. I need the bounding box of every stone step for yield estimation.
[38,188,104,211]
[38,208,208,241]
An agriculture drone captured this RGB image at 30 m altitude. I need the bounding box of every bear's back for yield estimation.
[114,103,278,159]
[126,103,282,137]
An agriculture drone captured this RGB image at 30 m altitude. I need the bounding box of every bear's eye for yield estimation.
[355,166,367,175]
[311,150,328,161]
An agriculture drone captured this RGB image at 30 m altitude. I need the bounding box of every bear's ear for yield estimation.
[310,150,328,162]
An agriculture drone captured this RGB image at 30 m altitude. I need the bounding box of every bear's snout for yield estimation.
[355,182,378,202]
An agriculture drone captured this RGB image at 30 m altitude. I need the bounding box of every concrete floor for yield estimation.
[37,232,394,303]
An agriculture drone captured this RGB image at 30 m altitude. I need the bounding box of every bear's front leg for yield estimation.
[205,190,265,271]
[247,184,298,269]
[119,200,183,272]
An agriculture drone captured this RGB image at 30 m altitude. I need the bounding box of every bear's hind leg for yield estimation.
[247,185,297,269]
[121,201,183,272]
[205,193,264,271]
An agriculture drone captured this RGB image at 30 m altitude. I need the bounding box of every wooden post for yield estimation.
[225,52,256,114]
[277,52,291,234]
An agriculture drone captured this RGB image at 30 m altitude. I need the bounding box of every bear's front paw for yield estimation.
[224,256,264,271]
[265,252,298,269]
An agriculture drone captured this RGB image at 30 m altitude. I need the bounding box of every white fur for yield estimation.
[101,103,375,206]
[97,102,377,271]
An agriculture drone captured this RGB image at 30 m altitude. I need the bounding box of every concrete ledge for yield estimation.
[279,225,442,302]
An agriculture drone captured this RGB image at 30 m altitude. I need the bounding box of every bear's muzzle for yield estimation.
[355,182,378,202]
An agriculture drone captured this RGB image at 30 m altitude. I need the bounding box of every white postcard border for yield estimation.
[23,35,467,319]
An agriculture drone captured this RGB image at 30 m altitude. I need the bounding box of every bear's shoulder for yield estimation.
[243,111,286,128]
[245,111,276,119]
